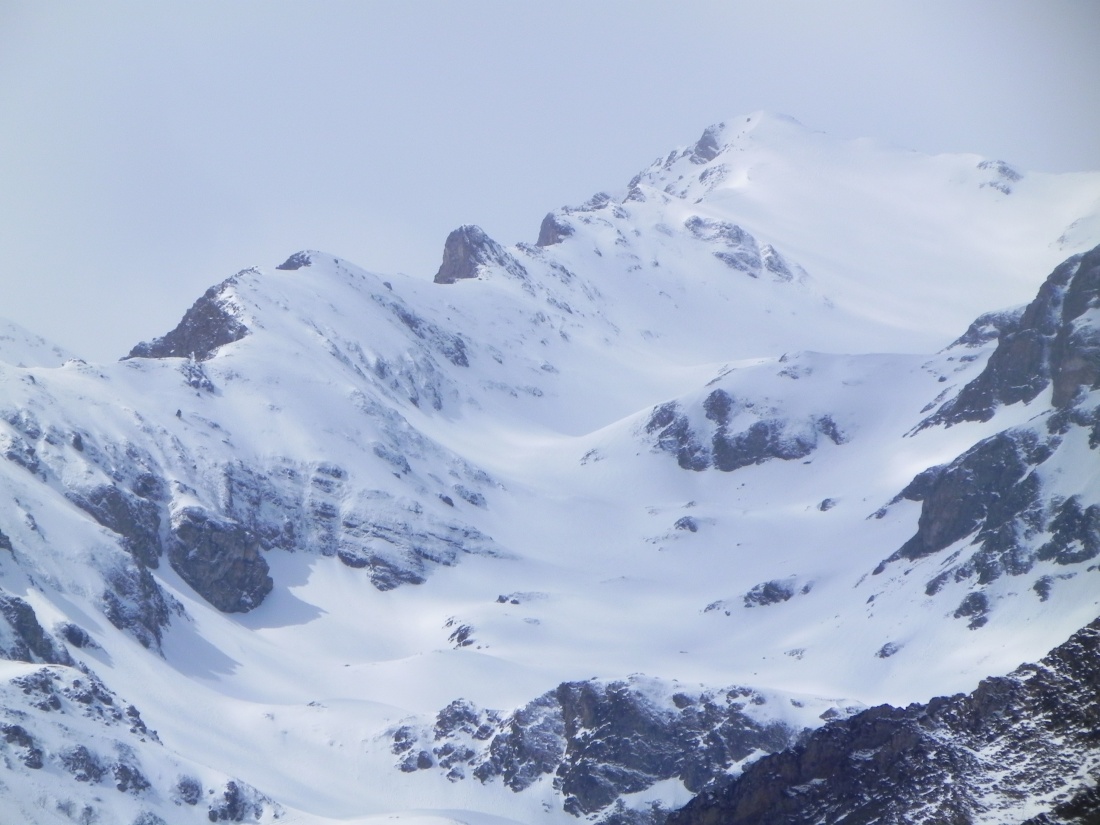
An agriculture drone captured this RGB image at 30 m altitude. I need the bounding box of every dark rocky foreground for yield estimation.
[389,677,836,820]
[666,617,1100,825]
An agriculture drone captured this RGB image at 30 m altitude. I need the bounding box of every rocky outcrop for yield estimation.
[0,592,72,665]
[537,212,575,247]
[0,662,276,823]
[742,578,810,608]
[1039,495,1100,565]
[207,780,272,822]
[947,306,1024,349]
[704,578,814,616]
[1051,245,1100,407]
[434,225,528,285]
[668,618,1100,825]
[878,393,1100,605]
[882,428,1051,568]
[689,124,725,165]
[876,250,1100,599]
[645,402,709,471]
[219,458,499,592]
[126,275,250,361]
[645,390,844,473]
[371,292,470,368]
[683,217,798,282]
[167,508,272,613]
[67,482,162,568]
[391,678,812,819]
[101,559,176,649]
[275,251,313,270]
[925,243,1100,426]
[1022,785,1100,825]
[977,159,1022,194]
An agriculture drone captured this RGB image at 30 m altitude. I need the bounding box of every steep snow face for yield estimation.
[0,117,1098,825]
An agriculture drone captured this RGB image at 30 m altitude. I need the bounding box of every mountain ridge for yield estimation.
[0,114,1097,824]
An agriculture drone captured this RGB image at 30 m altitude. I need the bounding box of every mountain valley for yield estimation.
[1,113,1099,824]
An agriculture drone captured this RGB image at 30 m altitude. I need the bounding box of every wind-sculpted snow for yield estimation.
[0,114,1098,824]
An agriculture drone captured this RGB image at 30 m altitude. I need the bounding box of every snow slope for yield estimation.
[0,113,1098,824]
[0,317,74,367]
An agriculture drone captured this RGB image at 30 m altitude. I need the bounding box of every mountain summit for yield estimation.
[0,116,1098,824]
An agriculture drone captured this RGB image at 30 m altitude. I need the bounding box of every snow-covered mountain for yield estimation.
[1,112,1098,825]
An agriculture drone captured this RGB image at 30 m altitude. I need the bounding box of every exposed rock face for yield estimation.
[704,578,814,616]
[667,618,1100,825]
[434,225,529,284]
[1051,246,1100,407]
[0,662,275,823]
[390,678,807,820]
[742,578,809,608]
[219,458,499,592]
[683,217,798,282]
[1039,495,1100,565]
[207,780,271,822]
[867,245,1100,622]
[275,251,313,270]
[947,306,1024,349]
[645,402,709,471]
[885,428,1050,566]
[926,243,1100,426]
[167,507,272,613]
[0,593,72,664]
[877,398,1100,602]
[126,276,250,361]
[101,560,176,649]
[67,483,162,568]
[537,212,575,246]
[645,390,844,473]
[690,124,725,165]
[0,429,41,476]
[1022,786,1100,825]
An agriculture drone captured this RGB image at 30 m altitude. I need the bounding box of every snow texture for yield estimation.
[0,112,1098,824]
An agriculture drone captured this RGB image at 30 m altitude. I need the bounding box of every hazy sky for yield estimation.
[2,1,1099,362]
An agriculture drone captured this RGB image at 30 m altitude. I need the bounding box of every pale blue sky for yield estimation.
[2,1,1098,361]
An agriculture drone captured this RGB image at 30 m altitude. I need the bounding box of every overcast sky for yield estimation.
[2,1,1099,362]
